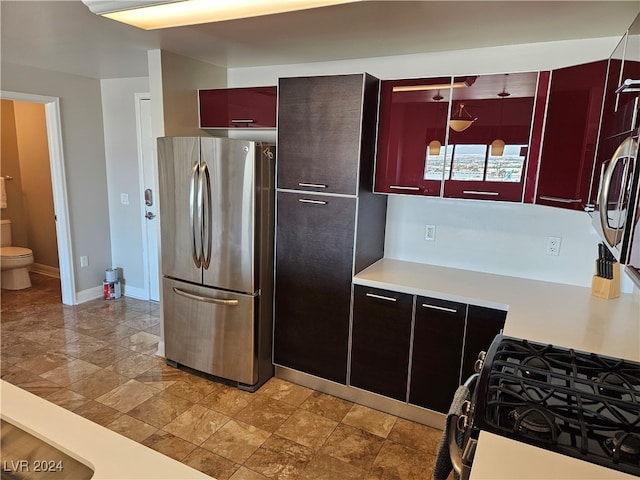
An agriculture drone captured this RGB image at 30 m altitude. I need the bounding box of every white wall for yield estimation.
[228,36,636,292]
[1,62,111,293]
[101,77,149,296]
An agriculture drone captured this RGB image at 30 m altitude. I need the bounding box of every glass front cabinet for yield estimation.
[375,71,549,202]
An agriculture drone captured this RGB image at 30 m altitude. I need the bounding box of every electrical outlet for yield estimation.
[80,255,89,267]
[425,224,436,242]
[546,236,561,256]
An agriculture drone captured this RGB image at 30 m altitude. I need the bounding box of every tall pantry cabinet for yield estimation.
[274,74,387,384]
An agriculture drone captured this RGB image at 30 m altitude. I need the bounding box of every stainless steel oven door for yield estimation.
[593,135,638,259]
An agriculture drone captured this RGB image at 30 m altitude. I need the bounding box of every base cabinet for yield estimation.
[350,286,413,400]
[349,286,507,414]
[409,297,466,413]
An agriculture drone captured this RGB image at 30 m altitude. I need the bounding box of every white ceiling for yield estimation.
[1,0,639,80]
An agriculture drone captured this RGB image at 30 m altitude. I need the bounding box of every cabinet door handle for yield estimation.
[298,182,327,188]
[539,196,582,204]
[463,190,499,196]
[298,199,327,205]
[421,303,457,313]
[389,185,420,191]
[231,119,255,123]
[365,293,397,302]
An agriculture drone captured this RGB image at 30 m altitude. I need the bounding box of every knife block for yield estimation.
[591,261,620,300]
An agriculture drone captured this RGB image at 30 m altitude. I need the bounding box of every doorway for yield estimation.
[0,90,75,305]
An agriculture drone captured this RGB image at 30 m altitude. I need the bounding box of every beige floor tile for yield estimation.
[72,400,123,427]
[387,417,443,454]
[14,350,74,375]
[68,368,130,399]
[299,453,367,480]
[127,390,194,428]
[201,419,271,464]
[142,430,198,462]
[106,415,158,443]
[229,466,270,480]
[85,324,140,344]
[95,379,158,413]
[235,395,297,433]
[121,313,160,331]
[79,344,135,368]
[200,383,255,416]
[163,404,229,445]
[299,391,354,422]
[275,409,338,450]
[182,447,240,480]
[258,378,314,407]
[40,359,102,386]
[320,423,384,470]
[44,388,91,411]
[133,362,187,390]
[163,378,218,403]
[106,352,160,378]
[117,331,160,352]
[342,404,397,438]
[57,337,109,358]
[368,440,435,480]
[244,435,314,480]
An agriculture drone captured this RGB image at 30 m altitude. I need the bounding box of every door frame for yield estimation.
[1,90,75,305]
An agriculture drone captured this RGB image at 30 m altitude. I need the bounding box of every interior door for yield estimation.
[138,96,160,301]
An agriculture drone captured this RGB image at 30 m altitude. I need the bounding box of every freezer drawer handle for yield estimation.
[421,303,457,314]
[172,287,239,306]
[298,199,328,205]
[298,182,327,188]
[365,293,397,302]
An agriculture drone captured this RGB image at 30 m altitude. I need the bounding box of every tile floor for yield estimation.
[1,273,447,480]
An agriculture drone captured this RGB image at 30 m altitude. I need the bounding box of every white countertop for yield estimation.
[0,380,213,480]
[353,258,640,479]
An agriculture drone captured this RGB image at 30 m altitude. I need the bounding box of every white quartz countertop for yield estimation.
[0,380,213,480]
[353,258,640,479]
[353,258,639,361]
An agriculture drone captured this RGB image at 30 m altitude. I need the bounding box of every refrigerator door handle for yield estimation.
[189,161,202,268]
[200,161,213,269]
[172,287,239,306]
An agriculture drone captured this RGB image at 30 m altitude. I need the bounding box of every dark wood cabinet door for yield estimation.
[374,77,451,196]
[536,61,607,210]
[409,297,466,413]
[350,286,413,401]
[273,191,356,384]
[461,305,506,381]
[277,74,368,195]
[199,87,277,128]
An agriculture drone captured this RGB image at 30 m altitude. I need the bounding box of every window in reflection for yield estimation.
[431,143,526,182]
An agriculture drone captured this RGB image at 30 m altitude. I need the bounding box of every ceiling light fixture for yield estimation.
[392,77,477,93]
[490,88,511,156]
[81,0,361,30]
[449,103,477,133]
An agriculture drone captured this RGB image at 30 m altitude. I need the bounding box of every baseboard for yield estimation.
[30,263,60,278]
[155,340,165,358]
[75,285,103,304]
[275,366,445,430]
[122,284,148,300]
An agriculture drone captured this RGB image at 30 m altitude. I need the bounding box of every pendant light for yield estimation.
[449,103,477,132]
[491,87,511,157]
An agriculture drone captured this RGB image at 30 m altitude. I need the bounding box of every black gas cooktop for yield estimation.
[473,335,640,476]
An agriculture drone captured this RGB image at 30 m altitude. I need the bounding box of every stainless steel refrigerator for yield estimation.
[157,136,275,391]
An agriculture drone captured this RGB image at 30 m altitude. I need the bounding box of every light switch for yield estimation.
[120,193,129,205]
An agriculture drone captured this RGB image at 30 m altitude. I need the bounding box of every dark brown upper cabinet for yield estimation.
[199,86,277,129]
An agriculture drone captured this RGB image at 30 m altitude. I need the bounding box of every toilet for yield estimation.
[0,220,34,290]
